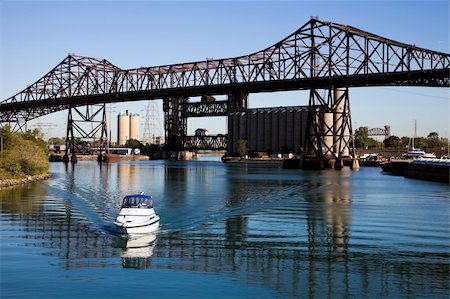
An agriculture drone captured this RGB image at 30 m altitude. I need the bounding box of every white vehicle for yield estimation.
[114,193,160,234]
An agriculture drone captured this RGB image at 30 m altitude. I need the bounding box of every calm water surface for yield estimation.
[1,156,449,298]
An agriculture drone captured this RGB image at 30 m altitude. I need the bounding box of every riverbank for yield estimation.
[50,154,149,162]
[0,173,52,188]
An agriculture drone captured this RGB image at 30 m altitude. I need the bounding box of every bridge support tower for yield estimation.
[303,87,354,169]
[63,104,108,163]
[227,92,248,154]
[163,97,187,156]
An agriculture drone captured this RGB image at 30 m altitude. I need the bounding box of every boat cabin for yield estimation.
[121,194,153,208]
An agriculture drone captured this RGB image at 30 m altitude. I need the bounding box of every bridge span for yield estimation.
[1,18,449,167]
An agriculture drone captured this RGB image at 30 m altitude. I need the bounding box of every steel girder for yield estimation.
[163,97,187,150]
[368,127,391,139]
[303,87,354,163]
[168,92,247,151]
[64,104,108,159]
[1,18,449,124]
[183,101,228,117]
[181,136,228,150]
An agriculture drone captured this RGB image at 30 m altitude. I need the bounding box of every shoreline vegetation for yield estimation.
[0,126,50,188]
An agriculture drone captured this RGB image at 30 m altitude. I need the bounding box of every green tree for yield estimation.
[428,132,439,139]
[384,136,400,147]
[125,139,143,148]
[0,125,14,150]
[426,132,441,148]
[354,127,382,148]
[48,137,65,145]
[401,137,410,148]
[236,139,247,157]
[414,137,428,149]
[0,127,49,178]
[23,129,47,152]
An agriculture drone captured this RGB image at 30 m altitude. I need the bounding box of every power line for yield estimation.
[381,87,448,100]
[142,100,163,144]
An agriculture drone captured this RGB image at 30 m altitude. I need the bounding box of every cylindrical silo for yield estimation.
[279,109,287,152]
[271,110,279,153]
[293,108,301,154]
[129,113,140,141]
[249,111,257,152]
[118,111,130,146]
[333,88,350,156]
[256,111,264,151]
[286,108,294,152]
[323,112,334,157]
[264,111,272,151]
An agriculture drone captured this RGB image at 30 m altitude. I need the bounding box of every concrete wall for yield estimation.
[228,106,309,154]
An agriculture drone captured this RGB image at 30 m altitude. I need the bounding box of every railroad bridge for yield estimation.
[1,18,449,166]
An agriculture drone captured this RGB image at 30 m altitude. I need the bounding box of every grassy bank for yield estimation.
[0,126,50,185]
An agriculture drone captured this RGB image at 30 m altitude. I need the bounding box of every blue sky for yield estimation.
[1,0,449,141]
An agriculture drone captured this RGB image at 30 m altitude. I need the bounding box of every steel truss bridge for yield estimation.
[368,125,391,139]
[1,18,449,163]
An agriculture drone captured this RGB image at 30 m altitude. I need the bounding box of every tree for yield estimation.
[400,137,410,148]
[236,139,247,157]
[383,136,400,147]
[0,125,14,150]
[354,127,382,148]
[125,139,143,148]
[48,137,65,145]
[354,127,368,148]
[0,127,49,178]
[427,132,439,139]
[426,132,441,148]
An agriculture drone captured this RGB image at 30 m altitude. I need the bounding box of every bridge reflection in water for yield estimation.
[0,163,448,297]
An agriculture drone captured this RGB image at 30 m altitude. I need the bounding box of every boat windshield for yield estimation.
[122,195,153,208]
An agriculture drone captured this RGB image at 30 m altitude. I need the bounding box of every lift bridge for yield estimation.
[1,18,449,166]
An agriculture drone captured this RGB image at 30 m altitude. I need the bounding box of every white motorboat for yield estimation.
[114,192,160,234]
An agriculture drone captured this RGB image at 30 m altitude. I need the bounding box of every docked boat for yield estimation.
[405,158,450,183]
[379,158,411,175]
[403,150,436,159]
[114,193,160,234]
[359,153,384,166]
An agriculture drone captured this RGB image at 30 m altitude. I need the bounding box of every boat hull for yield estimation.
[405,160,450,183]
[379,160,410,175]
[114,206,160,235]
[115,216,160,234]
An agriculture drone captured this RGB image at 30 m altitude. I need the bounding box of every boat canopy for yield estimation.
[404,150,425,158]
[122,193,153,208]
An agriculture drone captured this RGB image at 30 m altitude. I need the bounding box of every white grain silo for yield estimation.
[118,111,130,146]
[129,113,140,141]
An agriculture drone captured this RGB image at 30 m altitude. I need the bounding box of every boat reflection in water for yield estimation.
[113,233,158,269]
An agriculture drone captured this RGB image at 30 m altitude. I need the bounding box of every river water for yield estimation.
[1,156,449,298]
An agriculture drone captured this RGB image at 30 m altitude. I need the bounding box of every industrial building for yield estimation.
[227,106,309,154]
[117,110,140,146]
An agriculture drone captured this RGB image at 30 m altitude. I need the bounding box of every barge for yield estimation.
[405,159,450,183]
